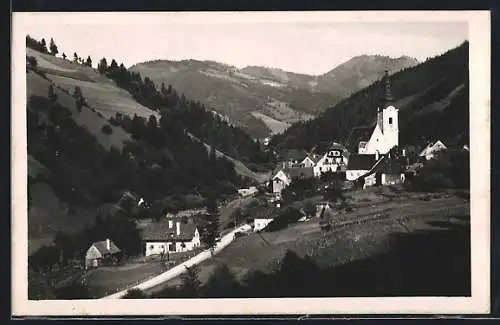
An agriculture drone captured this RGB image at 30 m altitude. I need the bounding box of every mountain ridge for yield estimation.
[130,54,419,138]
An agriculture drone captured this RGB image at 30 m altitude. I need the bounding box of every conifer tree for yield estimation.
[40,38,47,53]
[49,38,58,56]
[86,56,92,67]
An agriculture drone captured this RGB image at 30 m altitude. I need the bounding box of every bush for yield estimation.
[265,207,303,232]
[123,288,147,299]
[101,124,113,135]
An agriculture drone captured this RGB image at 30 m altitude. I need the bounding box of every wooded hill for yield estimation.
[26,36,270,255]
[270,41,469,151]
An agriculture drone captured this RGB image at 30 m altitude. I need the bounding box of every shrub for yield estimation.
[123,288,146,299]
[265,207,303,232]
[101,124,113,135]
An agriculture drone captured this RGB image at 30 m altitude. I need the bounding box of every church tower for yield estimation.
[381,71,399,153]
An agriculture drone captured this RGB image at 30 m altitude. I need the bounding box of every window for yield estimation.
[389,117,393,125]
[149,245,154,250]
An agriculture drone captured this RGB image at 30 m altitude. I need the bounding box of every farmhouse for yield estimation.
[253,218,274,232]
[419,140,448,161]
[141,218,201,257]
[85,238,122,269]
[238,186,259,198]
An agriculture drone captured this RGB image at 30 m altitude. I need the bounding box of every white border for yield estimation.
[12,11,491,316]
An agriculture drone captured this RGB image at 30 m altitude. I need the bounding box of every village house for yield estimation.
[271,167,314,198]
[141,218,201,257]
[313,142,350,177]
[85,238,122,269]
[253,218,274,232]
[238,186,259,198]
[418,140,448,161]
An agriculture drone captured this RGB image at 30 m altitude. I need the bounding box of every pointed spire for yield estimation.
[383,70,393,106]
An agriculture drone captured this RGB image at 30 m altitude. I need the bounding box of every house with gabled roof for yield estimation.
[85,238,122,269]
[419,140,448,161]
[313,142,350,178]
[140,218,201,257]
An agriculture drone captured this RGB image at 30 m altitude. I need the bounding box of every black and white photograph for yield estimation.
[12,11,490,316]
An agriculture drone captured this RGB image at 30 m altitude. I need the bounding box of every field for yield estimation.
[145,189,470,296]
[251,111,290,135]
[28,48,157,121]
[81,250,204,298]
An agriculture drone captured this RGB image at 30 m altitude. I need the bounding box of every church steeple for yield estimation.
[383,70,393,106]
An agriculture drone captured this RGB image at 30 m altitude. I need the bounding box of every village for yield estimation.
[27,71,470,300]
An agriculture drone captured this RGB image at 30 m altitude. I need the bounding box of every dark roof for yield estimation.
[279,149,308,162]
[287,167,314,179]
[141,219,198,242]
[375,157,404,174]
[91,240,121,255]
[344,126,375,153]
[347,154,377,170]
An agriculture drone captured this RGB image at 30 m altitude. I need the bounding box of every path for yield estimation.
[101,223,252,299]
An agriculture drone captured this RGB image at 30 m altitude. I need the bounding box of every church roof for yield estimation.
[344,126,374,153]
[347,154,377,170]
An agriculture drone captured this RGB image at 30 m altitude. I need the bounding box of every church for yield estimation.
[345,71,406,187]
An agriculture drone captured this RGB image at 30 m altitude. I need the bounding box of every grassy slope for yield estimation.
[145,190,469,295]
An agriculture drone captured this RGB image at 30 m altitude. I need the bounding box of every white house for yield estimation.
[238,186,259,197]
[141,218,201,257]
[419,140,448,161]
[253,218,274,232]
[85,238,121,269]
[299,155,318,168]
[272,169,292,197]
[313,143,349,177]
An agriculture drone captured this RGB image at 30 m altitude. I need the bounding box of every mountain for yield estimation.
[271,42,469,152]
[130,55,418,138]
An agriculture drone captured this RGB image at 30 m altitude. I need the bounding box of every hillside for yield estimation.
[25,40,271,255]
[271,42,469,151]
[129,55,418,138]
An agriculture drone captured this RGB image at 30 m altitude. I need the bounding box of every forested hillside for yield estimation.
[271,41,469,151]
[26,36,271,255]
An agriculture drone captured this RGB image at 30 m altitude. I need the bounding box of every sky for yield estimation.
[19,12,469,75]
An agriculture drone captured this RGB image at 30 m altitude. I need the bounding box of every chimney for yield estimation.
[106,238,110,250]
[168,219,173,229]
[375,151,380,160]
[176,222,181,236]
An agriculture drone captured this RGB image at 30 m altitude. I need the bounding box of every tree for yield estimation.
[98,57,108,74]
[49,38,58,56]
[62,52,67,60]
[203,264,240,297]
[109,59,118,71]
[179,265,201,297]
[73,52,78,63]
[303,200,317,218]
[202,194,220,253]
[48,85,57,103]
[40,38,47,53]
[123,288,146,299]
[86,56,92,67]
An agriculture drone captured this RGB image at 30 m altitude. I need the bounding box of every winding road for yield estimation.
[101,223,252,299]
